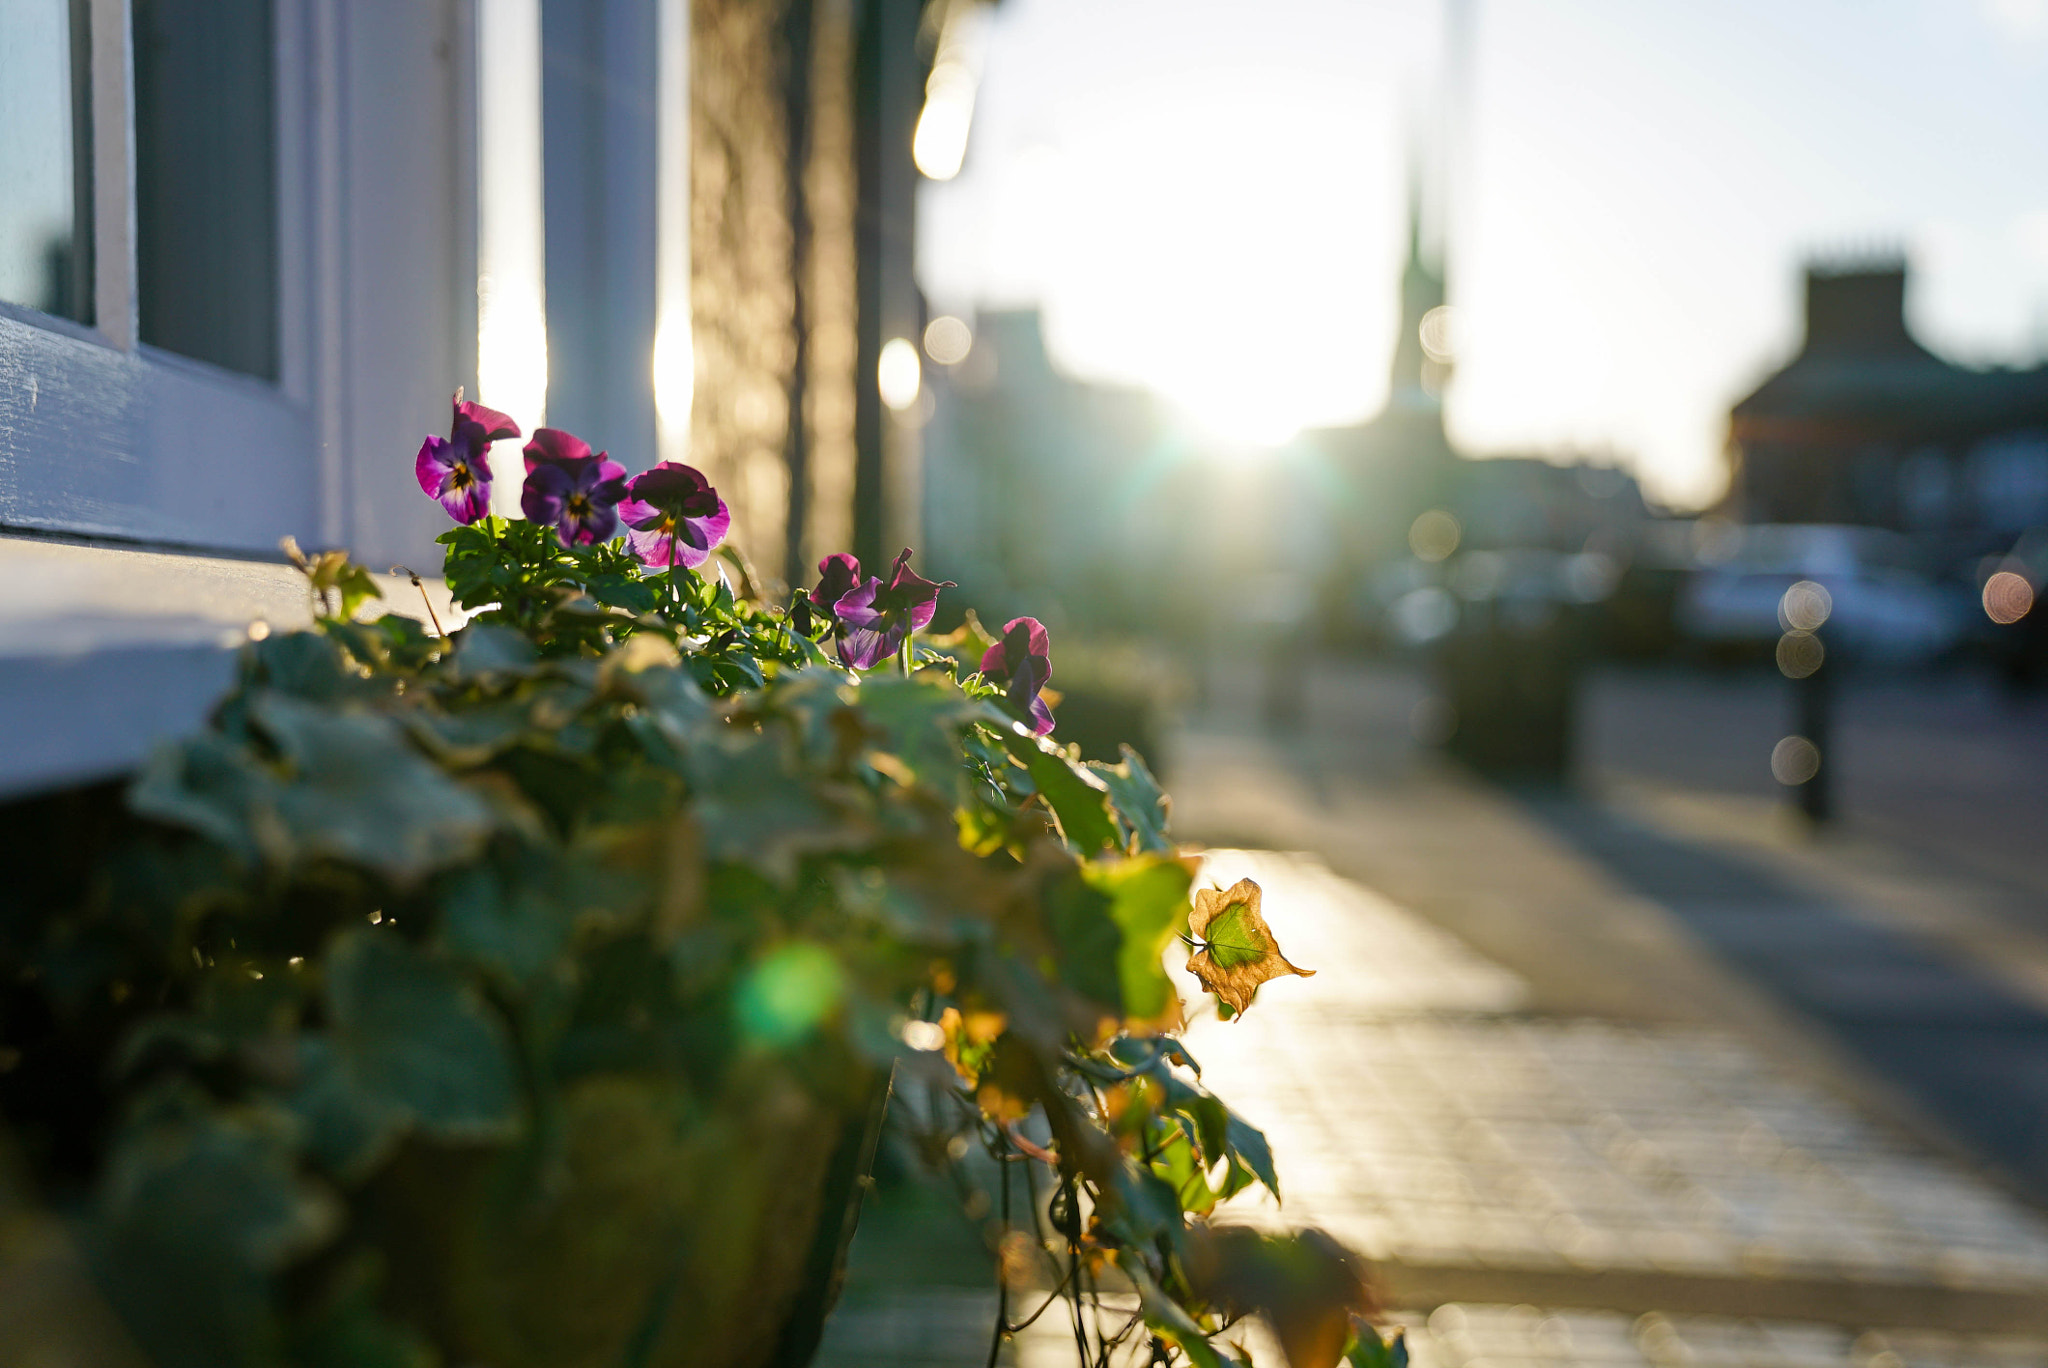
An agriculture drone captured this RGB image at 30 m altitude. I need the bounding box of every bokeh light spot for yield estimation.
[913,62,978,181]
[923,314,973,366]
[1776,630,1825,679]
[1984,570,2035,624]
[1420,304,1457,363]
[900,1019,945,1051]
[1409,509,1462,563]
[736,942,845,1048]
[1771,735,1821,786]
[878,337,923,411]
[1393,586,1458,644]
[1778,580,1833,633]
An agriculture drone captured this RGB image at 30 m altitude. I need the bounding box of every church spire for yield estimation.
[1388,156,1446,408]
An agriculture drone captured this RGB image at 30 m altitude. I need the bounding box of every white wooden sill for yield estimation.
[0,534,456,798]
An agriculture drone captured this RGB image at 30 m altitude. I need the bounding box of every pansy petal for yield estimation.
[1027,694,1056,737]
[576,502,620,545]
[833,577,883,628]
[623,523,670,567]
[520,462,572,524]
[838,622,902,671]
[417,435,457,496]
[455,397,520,444]
[623,461,712,507]
[691,498,730,554]
[1002,617,1051,667]
[625,521,702,571]
[615,496,658,532]
[810,553,861,612]
[441,479,493,525]
[1011,655,1050,699]
[523,427,594,472]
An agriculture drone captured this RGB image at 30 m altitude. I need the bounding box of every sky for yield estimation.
[916,0,2048,510]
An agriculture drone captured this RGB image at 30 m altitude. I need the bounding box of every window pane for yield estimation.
[134,0,277,380]
[0,0,92,323]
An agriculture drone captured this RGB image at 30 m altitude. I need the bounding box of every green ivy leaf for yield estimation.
[1086,744,1173,854]
[1225,1106,1281,1201]
[1189,1227,1370,1368]
[582,570,659,615]
[251,694,496,882]
[1346,1327,1410,1368]
[852,676,998,792]
[91,1103,340,1368]
[1156,1072,1231,1171]
[282,538,384,621]
[439,846,642,987]
[1047,857,1190,1023]
[332,562,384,621]
[1098,1159,1188,1252]
[1003,732,1119,855]
[687,730,838,881]
[448,624,540,678]
[129,734,275,863]
[294,931,520,1173]
[246,631,381,704]
[1117,1253,1239,1368]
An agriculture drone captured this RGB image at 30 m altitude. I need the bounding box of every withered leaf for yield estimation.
[1186,877,1313,1017]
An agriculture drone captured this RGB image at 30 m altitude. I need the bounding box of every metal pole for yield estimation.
[1795,642,1832,823]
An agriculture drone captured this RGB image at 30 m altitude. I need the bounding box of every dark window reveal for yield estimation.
[134,0,277,380]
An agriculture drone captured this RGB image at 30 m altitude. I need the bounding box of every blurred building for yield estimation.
[0,0,937,797]
[922,310,1191,633]
[1728,260,2048,549]
[1308,190,1459,573]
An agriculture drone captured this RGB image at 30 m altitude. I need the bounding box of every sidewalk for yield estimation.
[817,659,2048,1366]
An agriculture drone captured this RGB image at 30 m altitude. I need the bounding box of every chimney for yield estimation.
[1801,258,1915,356]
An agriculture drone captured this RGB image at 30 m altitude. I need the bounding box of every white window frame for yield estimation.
[0,0,484,565]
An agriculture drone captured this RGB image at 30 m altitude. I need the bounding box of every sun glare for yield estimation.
[1164,383,1306,451]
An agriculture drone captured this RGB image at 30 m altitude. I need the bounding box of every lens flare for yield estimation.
[736,943,844,1048]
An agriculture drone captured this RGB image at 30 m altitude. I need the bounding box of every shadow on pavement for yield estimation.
[1509,786,2048,1207]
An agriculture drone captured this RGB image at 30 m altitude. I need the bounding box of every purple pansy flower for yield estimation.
[519,428,629,546]
[981,617,1055,737]
[416,393,519,524]
[833,548,955,670]
[615,461,731,572]
[808,553,863,617]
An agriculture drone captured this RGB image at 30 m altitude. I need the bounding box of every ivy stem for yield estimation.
[985,1131,1011,1368]
[391,565,446,640]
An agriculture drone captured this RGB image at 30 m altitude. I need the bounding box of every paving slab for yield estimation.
[1179,851,2048,1332]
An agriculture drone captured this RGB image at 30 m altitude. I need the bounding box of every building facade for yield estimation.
[1729,261,2048,547]
[0,0,936,797]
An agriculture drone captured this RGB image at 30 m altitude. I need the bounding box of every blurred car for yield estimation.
[1676,523,1967,663]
